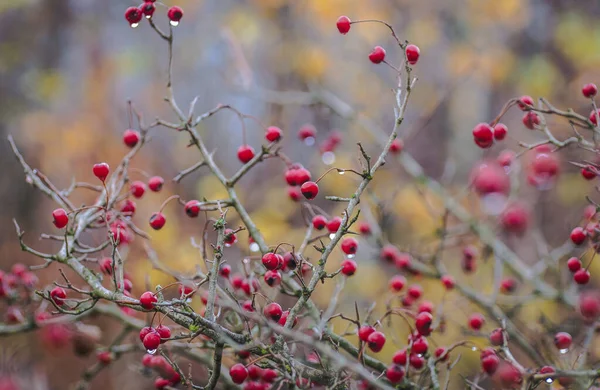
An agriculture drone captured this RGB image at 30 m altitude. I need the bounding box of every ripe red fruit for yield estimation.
[143,332,161,351]
[497,363,522,387]
[554,332,572,350]
[148,176,164,192]
[417,300,434,314]
[219,264,231,278]
[517,95,534,110]
[149,212,166,230]
[11,263,26,277]
[367,331,386,352]
[468,313,485,330]
[500,277,517,293]
[407,284,423,299]
[283,252,297,270]
[156,325,171,343]
[93,162,110,182]
[340,237,358,254]
[590,109,600,125]
[405,44,420,65]
[570,227,587,245]
[392,349,407,365]
[52,208,69,229]
[368,46,386,64]
[567,257,582,273]
[539,365,555,375]
[358,222,372,235]
[327,217,342,233]
[247,365,263,381]
[336,16,351,34]
[312,215,327,230]
[389,275,406,292]
[472,123,494,149]
[340,259,357,276]
[389,139,404,154]
[580,292,600,319]
[264,270,282,287]
[263,302,283,321]
[167,6,183,24]
[97,351,112,364]
[224,229,238,246]
[481,354,499,375]
[265,126,282,142]
[497,150,515,167]
[184,200,201,217]
[490,328,505,346]
[385,365,405,384]
[441,275,455,290]
[528,151,560,189]
[141,2,155,18]
[493,123,508,140]
[99,257,113,275]
[179,283,194,297]
[300,181,319,200]
[415,312,433,336]
[412,335,429,355]
[298,124,316,141]
[574,269,591,285]
[120,199,136,215]
[262,253,283,270]
[140,291,157,310]
[230,363,248,384]
[140,327,154,343]
[582,167,597,180]
[380,244,400,263]
[500,202,529,234]
[287,187,301,202]
[50,287,67,306]
[358,325,375,342]
[583,83,598,98]
[435,347,448,362]
[409,353,425,369]
[155,378,170,389]
[470,161,510,195]
[278,310,298,327]
[237,145,255,163]
[124,7,143,26]
[522,111,540,130]
[394,252,411,269]
[130,181,146,198]
[123,129,140,147]
[262,369,278,383]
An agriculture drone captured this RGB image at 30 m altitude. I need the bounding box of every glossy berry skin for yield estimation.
[554,332,572,350]
[517,95,534,110]
[156,325,171,343]
[358,325,375,342]
[392,349,407,365]
[123,129,140,147]
[582,167,597,180]
[386,365,405,384]
[409,353,425,369]
[230,363,248,384]
[93,163,110,182]
[570,227,587,245]
[358,222,371,235]
[405,44,420,65]
[490,328,505,346]
[139,291,157,310]
[574,269,591,285]
[340,237,358,254]
[219,264,231,278]
[389,139,404,154]
[441,275,455,290]
[265,126,282,142]
[125,7,143,25]
[148,176,164,192]
[237,145,255,163]
[407,284,423,299]
[583,83,598,98]
[149,212,166,230]
[340,259,357,276]
[99,257,113,275]
[481,354,500,375]
[143,332,161,350]
[262,253,283,270]
[263,302,283,322]
[435,347,448,362]
[500,202,529,234]
[298,124,316,141]
[167,6,183,22]
[312,215,327,230]
[522,112,540,130]
[367,331,386,352]
[470,160,510,195]
[415,312,433,336]
[567,257,582,272]
[139,327,154,342]
[264,270,282,287]
[50,287,67,306]
[300,181,319,200]
[52,208,69,229]
[493,123,508,140]
[327,217,342,233]
[472,123,494,148]
[590,109,600,125]
[224,229,237,246]
[389,275,406,292]
[412,336,428,355]
[468,313,485,330]
[120,199,136,215]
[368,46,386,64]
[278,310,298,328]
[130,181,146,198]
[184,200,201,217]
[336,16,351,34]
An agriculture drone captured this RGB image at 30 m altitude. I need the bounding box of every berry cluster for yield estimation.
[124,2,183,28]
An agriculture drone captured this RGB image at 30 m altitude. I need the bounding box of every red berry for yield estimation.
[472,123,494,149]
[417,301,434,314]
[219,264,231,278]
[141,2,155,18]
[582,167,597,180]
[52,208,69,229]
[407,284,423,299]
[481,354,499,375]
[97,351,112,364]
[184,200,201,217]
[580,292,600,319]
[385,365,405,384]
[500,277,517,293]
[167,6,183,24]
[470,160,510,195]
[155,378,169,389]
[50,287,67,306]
[11,264,26,277]
[149,212,166,230]
[124,6,143,26]
[405,44,420,65]
[435,347,448,362]
[590,109,600,125]
[230,363,248,384]
[490,328,505,346]
[265,126,282,142]
[340,237,358,254]
[247,365,263,381]
[412,335,429,355]
[389,275,406,292]
[287,187,301,201]
[500,202,529,234]
[367,331,386,352]
[300,181,319,200]
[224,229,237,246]
[283,252,297,270]
[567,257,582,273]
[156,325,171,342]
[123,129,140,147]
[358,325,375,342]
[140,291,157,310]
[392,349,407,365]
[380,244,400,263]
[358,222,372,235]
[264,270,282,287]
[99,257,113,275]
[93,162,110,182]
[571,227,587,245]
[493,123,508,141]
[441,275,455,290]
[522,111,540,130]
[298,124,316,141]
[394,252,411,269]
[368,46,386,64]
[497,150,515,167]
[143,331,161,351]
[583,83,598,98]
[262,253,283,271]
[574,269,591,285]
[130,181,146,198]
[148,176,164,192]
[409,353,425,369]
[415,312,433,336]
[263,302,283,321]
[469,313,485,330]
[336,16,351,34]
[312,215,327,230]
[278,310,298,328]
[327,217,342,233]
[340,259,357,276]
[389,139,404,154]
[539,366,555,375]
[237,145,255,164]
[120,199,136,215]
[554,332,572,350]
[262,369,278,383]
[517,95,534,110]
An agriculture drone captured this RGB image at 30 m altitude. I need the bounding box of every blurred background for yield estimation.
[2,0,600,389]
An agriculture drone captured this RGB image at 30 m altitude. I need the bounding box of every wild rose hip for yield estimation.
[368,46,386,64]
[148,176,164,192]
[230,363,248,384]
[340,237,358,255]
[265,126,282,142]
[468,313,485,330]
[367,331,386,352]
[340,259,357,276]
[554,332,572,350]
[184,200,201,217]
[570,227,586,245]
[167,6,183,25]
[149,212,166,230]
[139,291,157,310]
[263,302,283,321]
[123,129,140,147]
[405,44,420,65]
[300,181,319,200]
[237,145,255,163]
[336,16,351,34]
[52,208,69,229]
[50,287,67,306]
[583,83,598,98]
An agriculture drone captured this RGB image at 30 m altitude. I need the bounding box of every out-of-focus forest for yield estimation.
[2,0,600,389]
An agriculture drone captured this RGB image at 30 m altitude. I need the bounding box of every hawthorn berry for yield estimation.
[574,269,591,285]
[412,335,429,355]
[262,253,283,270]
[327,217,342,233]
[97,351,112,364]
[567,257,582,272]
[167,6,183,25]
[93,162,110,182]
[141,2,155,18]
[500,202,529,234]
[591,109,600,125]
[554,332,572,350]
[120,199,136,215]
[237,145,255,163]
[148,176,164,192]
[500,277,517,293]
[278,310,298,327]
[389,275,406,292]
[262,369,278,383]
[264,270,282,287]
[493,123,508,140]
[265,126,282,142]
[99,257,113,275]
[468,313,485,330]
[367,331,386,352]
[124,7,143,26]
[497,150,515,167]
[417,300,434,314]
[143,331,161,351]
[517,95,534,110]
[139,291,157,310]
[472,123,494,148]
[470,160,510,195]
[358,222,372,235]
[368,46,386,64]
[149,212,166,230]
[247,365,263,381]
[230,365,249,385]
[300,181,319,200]
[358,325,375,342]
[385,365,405,384]
[312,215,327,230]
[340,237,358,255]
[441,275,455,290]
[263,302,283,321]
[405,44,420,65]
[156,325,171,343]
[435,347,449,362]
[522,111,540,130]
[298,124,316,142]
[224,229,238,246]
[184,200,201,217]
[123,129,140,147]
[52,208,69,229]
[389,139,404,154]
[392,349,407,365]
[154,378,170,389]
[481,353,499,375]
[288,187,301,201]
[242,300,254,312]
[130,181,146,198]
[582,167,597,180]
[570,227,587,245]
[336,16,351,34]
[415,311,433,336]
[409,353,425,369]
[340,259,357,276]
[407,284,423,299]
[283,251,297,270]
[583,83,598,98]
[394,252,411,269]
[490,328,505,346]
[50,287,67,306]
[179,283,194,297]
[219,264,231,278]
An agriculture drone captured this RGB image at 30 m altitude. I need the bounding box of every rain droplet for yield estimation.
[338,170,345,175]
[147,349,157,355]
[304,137,315,146]
[545,378,554,384]
[225,242,232,248]
[471,346,477,351]
[329,233,335,239]
[145,15,152,19]
[322,152,335,165]
[347,254,355,259]
[130,23,139,28]
[559,348,568,354]
[480,193,507,216]
[249,242,260,252]
[169,20,179,27]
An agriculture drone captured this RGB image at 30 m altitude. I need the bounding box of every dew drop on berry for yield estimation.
[130,23,139,28]
[480,193,508,216]
[147,348,157,355]
[471,346,477,351]
[322,151,335,165]
[347,253,355,259]
[169,20,179,27]
[559,348,568,354]
[329,233,336,239]
[249,242,260,252]
[546,378,554,384]
[304,137,315,146]
[338,170,345,175]
[145,15,151,19]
